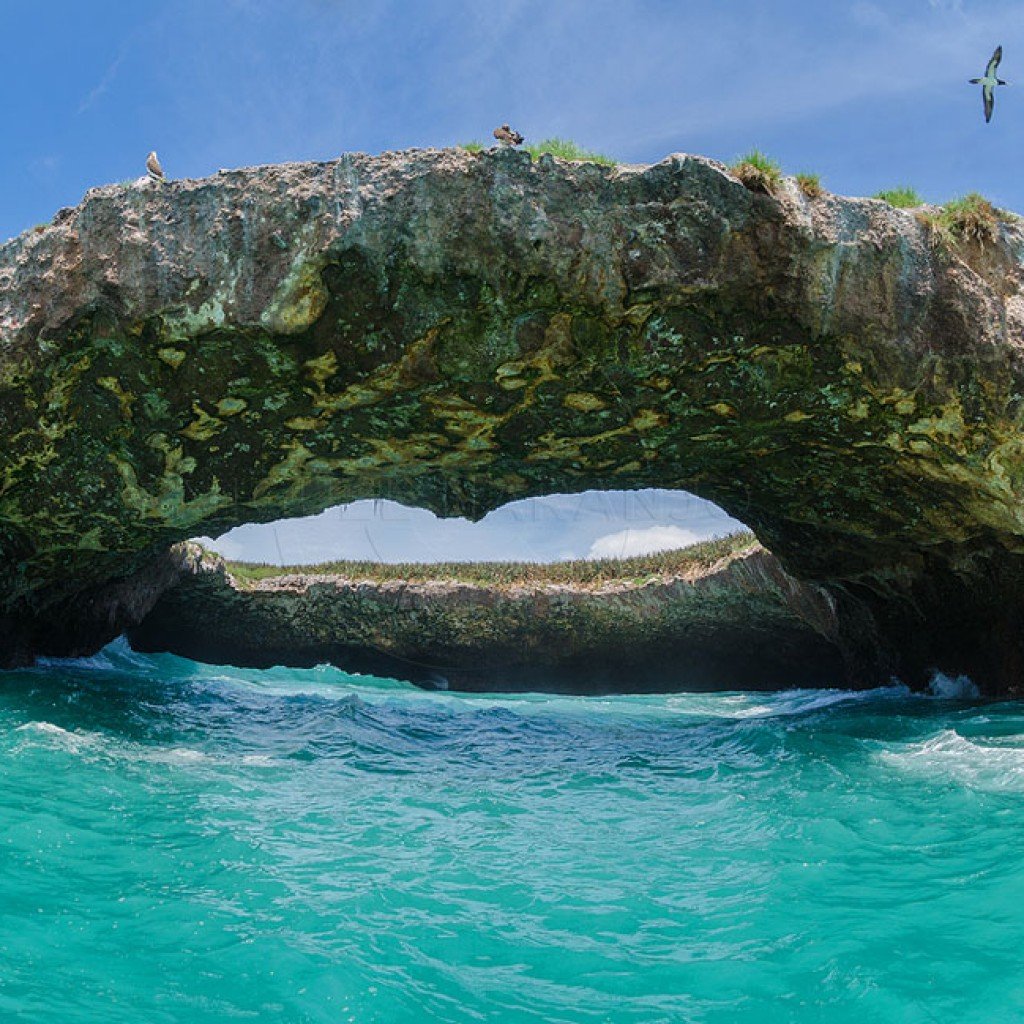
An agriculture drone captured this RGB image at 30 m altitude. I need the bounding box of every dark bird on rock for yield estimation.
[970,46,1007,123]
[146,151,165,181]
[493,124,524,147]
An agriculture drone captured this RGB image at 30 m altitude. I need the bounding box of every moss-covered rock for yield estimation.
[1,148,1024,690]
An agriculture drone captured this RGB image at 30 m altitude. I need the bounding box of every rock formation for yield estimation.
[1,147,1024,690]
[129,539,844,693]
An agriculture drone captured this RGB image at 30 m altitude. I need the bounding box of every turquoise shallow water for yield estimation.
[1,642,1023,1022]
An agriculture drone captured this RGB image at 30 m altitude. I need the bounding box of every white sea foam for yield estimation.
[13,722,279,774]
[153,747,209,764]
[697,685,911,720]
[14,720,103,755]
[880,729,1024,791]
[36,650,120,672]
[16,720,73,737]
[927,672,981,699]
[239,753,280,767]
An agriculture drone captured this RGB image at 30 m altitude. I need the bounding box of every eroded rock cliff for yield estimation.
[2,148,1024,689]
[128,539,844,693]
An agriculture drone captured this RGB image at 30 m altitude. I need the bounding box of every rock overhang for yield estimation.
[1,147,1024,690]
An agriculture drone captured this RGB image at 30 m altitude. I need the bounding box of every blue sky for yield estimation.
[7,0,1020,562]
[199,493,745,565]
[4,0,1022,240]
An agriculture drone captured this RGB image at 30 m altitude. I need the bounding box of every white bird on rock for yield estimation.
[146,151,165,181]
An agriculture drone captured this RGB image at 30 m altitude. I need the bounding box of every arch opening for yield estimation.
[194,488,748,566]
[122,489,848,695]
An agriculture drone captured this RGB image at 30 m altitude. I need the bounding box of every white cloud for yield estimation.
[196,491,746,565]
[587,525,703,560]
[78,52,124,114]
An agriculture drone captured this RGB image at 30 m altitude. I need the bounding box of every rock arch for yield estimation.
[1,149,1023,689]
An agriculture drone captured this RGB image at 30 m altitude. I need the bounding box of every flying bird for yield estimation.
[970,46,1007,123]
[146,151,165,181]
[493,124,525,147]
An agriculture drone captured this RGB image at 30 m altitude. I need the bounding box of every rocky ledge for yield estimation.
[2,147,1024,691]
[128,537,845,693]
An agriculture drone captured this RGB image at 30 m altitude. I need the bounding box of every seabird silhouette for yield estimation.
[970,46,1006,123]
[146,151,165,181]
[493,124,524,147]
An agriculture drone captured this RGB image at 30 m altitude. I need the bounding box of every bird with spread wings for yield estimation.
[970,46,1007,123]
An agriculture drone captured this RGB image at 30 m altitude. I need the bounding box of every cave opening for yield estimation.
[121,489,848,695]
[193,488,749,567]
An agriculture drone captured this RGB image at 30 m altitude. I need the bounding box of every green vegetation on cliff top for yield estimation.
[525,138,616,165]
[874,188,1016,242]
[924,192,1015,243]
[874,187,924,208]
[730,150,783,193]
[224,531,757,587]
[795,173,822,198]
[459,138,616,165]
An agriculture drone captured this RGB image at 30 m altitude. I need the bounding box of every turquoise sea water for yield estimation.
[1,641,1023,1023]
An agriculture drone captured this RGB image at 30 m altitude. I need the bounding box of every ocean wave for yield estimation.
[879,728,1024,791]
[6,658,1024,1021]
[13,720,105,756]
[679,684,912,721]
[25,638,928,719]
[35,637,163,676]
[11,718,283,772]
[927,672,981,699]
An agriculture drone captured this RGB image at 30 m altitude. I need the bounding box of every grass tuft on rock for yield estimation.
[731,150,782,194]
[525,138,616,165]
[874,187,924,209]
[795,173,823,199]
[874,189,1010,246]
[223,531,757,589]
[934,193,1002,244]
[460,137,615,165]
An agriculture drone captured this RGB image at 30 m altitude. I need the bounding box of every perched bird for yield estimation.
[970,46,1007,123]
[493,124,525,147]
[146,151,165,181]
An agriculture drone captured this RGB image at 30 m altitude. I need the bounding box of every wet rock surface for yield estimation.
[2,148,1024,690]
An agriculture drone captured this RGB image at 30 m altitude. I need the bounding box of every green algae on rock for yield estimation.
[1,147,1024,690]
